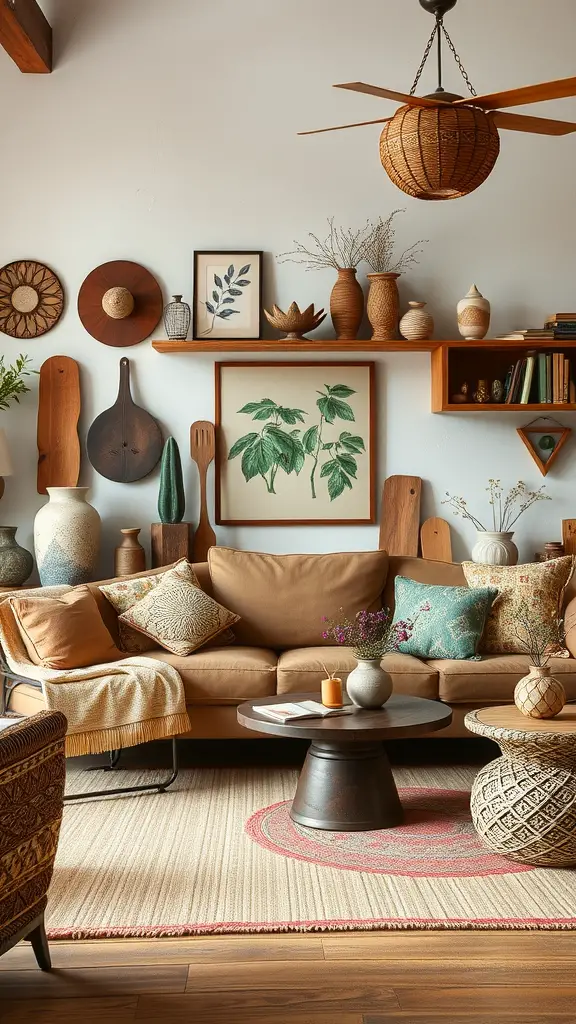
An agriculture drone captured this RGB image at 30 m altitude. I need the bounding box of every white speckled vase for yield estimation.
[34,487,101,586]
[346,659,393,709]
[400,301,434,341]
[471,530,518,566]
[457,284,490,340]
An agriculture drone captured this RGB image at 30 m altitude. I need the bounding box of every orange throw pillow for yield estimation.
[10,587,123,670]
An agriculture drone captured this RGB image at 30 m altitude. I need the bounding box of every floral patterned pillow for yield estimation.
[462,556,574,655]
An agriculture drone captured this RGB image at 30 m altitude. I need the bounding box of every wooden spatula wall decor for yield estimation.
[37,356,81,494]
[420,517,452,562]
[87,358,163,482]
[378,475,422,556]
[190,421,217,561]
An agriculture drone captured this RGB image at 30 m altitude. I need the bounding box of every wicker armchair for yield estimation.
[0,711,66,969]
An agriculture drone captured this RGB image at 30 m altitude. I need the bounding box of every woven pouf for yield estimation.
[465,707,576,867]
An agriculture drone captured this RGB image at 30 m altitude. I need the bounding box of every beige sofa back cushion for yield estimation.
[208,547,389,649]
[87,561,211,643]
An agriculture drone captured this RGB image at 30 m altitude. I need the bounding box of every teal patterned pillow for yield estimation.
[392,577,498,661]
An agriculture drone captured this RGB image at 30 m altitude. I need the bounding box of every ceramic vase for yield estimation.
[114,528,146,577]
[346,658,393,709]
[473,379,490,403]
[164,295,191,340]
[34,487,101,586]
[367,272,400,341]
[514,665,566,719]
[0,527,33,587]
[491,379,504,403]
[471,530,518,566]
[400,301,434,341]
[457,284,490,340]
[330,268,364,341]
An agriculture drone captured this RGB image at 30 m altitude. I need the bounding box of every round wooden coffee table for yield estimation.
[466,705,576,867]
[237,693,452,832]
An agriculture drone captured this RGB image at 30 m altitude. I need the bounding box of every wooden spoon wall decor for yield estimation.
[190,421,217,561]
[87,358,163,482]
[37,356,81,494]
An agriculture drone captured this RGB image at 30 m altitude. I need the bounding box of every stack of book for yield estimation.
[503,351,574,404]
[499,313,576,342]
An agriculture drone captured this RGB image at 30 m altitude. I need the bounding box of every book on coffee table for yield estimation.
[255,701,353,723]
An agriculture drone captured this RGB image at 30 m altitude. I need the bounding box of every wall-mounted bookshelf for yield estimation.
[152,338,576,413]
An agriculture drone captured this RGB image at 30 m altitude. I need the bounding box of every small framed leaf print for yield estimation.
[193,251,263,340]
[215,361,376,525]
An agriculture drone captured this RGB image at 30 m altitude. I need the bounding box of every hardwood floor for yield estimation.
[1,931,575,1022]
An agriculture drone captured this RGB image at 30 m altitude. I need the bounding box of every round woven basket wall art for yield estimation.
[78,260,163,347]
[380,104,500,200]
[0,260,64,338]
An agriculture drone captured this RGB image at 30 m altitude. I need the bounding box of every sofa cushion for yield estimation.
[10,587,122,670]
[392,577,497,661]
[430,654,576,704]
[277,646,439,699]
[384,556,466,613]
[462,556,574,655]
[208,547,389,649]
[146,646,277,703]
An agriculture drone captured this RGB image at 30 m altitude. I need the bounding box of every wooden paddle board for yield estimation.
[420,516,453,562]
[379,475,422,556]
[37,356,81,494]
[87,358,162,482]
[562,519,576,556]
[190,420,217,561]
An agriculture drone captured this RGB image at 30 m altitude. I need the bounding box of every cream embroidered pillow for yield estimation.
[118,574,240,656]
[462,556,574,655]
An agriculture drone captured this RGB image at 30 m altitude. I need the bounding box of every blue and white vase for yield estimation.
[34,487,101,586]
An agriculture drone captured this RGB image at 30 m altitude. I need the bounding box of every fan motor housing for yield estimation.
[380,104,500,200]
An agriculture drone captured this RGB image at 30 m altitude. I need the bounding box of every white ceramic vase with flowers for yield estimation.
[442,479,551,565]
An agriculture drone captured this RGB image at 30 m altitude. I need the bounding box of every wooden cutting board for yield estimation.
[87,358,163,482]
[562,519,576,556]
[378,475,422,556]
[420,517,453,562]
[37,356,81,494]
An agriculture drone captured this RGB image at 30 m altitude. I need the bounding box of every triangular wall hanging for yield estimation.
[517,418,571,476]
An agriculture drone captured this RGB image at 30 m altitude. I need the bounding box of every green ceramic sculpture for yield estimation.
[158,437,185,524]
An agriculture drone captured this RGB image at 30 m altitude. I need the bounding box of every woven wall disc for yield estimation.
[0,260,64,338]
[78,260,163,347]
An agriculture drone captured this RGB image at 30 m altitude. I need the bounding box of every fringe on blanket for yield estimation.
[64,711,191,757]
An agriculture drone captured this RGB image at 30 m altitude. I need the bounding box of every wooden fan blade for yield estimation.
[298,116,393,136]
[333,82,448,107]
[454,75,576,111]
[491,110,576,136]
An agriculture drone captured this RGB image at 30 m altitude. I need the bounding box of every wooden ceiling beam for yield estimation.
[0,0,52,73]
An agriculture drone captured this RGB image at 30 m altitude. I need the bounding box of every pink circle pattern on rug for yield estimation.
[245,788,535,877]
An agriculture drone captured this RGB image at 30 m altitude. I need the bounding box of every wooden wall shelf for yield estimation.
[151,338,576,414]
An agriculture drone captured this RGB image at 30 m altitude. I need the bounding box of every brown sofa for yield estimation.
[7,548,576,740]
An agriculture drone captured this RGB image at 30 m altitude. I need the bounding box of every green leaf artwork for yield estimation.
[227,384,366,501]
[202,263,252,336]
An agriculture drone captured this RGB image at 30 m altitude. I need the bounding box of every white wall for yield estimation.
[2,0,576,574]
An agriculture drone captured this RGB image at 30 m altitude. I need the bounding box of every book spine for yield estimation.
[506,361,520,404]
[546,353,552,403]
[503,364,514,402]
[564,358,570,403]
[538,353,546,404]
[520,356,535,404]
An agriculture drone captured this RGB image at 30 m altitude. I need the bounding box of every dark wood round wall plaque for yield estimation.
[78,260,163,347]
[0,260,64,338]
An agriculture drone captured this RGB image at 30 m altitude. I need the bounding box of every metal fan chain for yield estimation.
[409,23,438,95]
[440,22,477,96]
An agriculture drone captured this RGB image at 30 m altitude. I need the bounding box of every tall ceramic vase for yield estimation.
[34,487,101,586]
[330,268,364,340]
[457,284,490,340]
[114,528,146,577]
[367,272,400,341]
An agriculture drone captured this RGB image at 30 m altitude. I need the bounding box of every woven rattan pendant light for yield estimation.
[299,0,576,201]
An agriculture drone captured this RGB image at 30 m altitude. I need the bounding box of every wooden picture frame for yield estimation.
[215,361,376,526]
[193,251,263,340]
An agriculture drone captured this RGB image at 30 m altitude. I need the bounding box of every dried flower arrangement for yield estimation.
[278,217,370,271]
[513,600,566,668]
[361,209,427,274]
[442,479,551,532]
[321,604,429,660]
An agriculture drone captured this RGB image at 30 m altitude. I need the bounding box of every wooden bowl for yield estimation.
[264,302,326,341]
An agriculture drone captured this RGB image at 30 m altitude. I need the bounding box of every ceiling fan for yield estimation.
[300,0,576,200]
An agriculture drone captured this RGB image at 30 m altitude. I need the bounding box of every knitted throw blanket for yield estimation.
[0,587,190,757]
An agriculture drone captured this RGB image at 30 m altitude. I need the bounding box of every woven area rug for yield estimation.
[47,764,576,938]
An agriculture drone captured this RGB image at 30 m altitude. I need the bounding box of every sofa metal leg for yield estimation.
[63,737,179,802]
[28,917,51,971]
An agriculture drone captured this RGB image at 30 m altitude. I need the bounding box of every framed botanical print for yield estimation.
[215,361,376,525]
[193,251,263,339]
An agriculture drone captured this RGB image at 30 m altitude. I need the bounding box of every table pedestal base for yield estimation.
[290,741,403,832]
